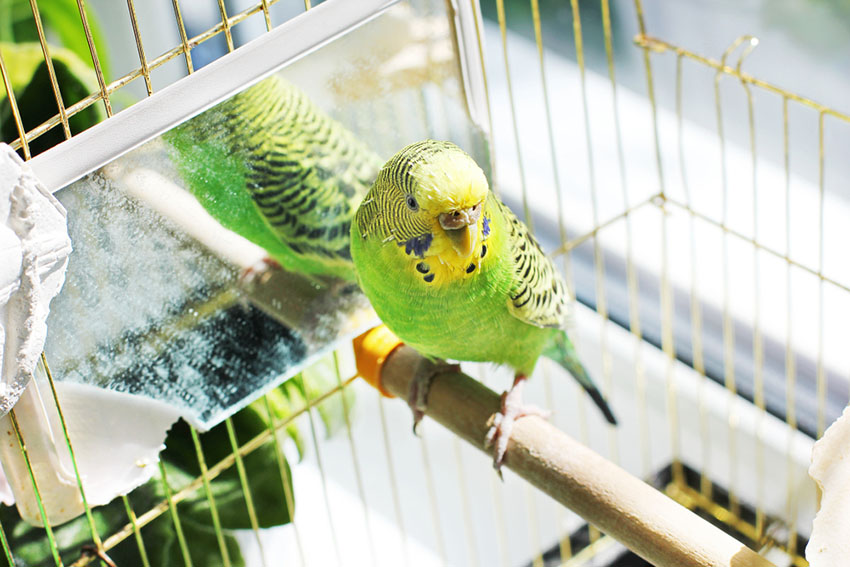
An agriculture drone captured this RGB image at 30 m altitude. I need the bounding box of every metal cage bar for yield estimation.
[190,427,233,566]
[171,0,195,75]
[0,46,31,158]
[8,410,65,567]
[4,1,849,565]
[3,0,322,155]
[224,417,268,565]
[74,0,112,117]
[120,495,152,567]
[158,461,194,567]
[332,351,378,565]
[301,375,344,567]
[125,0,153,96]
[260,394,305,566]
[493,0,532,227]
[27,0,72,139]
[41,355,106,556]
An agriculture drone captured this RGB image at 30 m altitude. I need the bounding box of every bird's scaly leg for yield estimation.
[409,357,460,434]
[485,374,550,476]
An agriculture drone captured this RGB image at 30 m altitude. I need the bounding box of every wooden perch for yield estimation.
[354,327,775,567]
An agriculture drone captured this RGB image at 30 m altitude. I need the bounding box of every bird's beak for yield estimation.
[439,202,482,259]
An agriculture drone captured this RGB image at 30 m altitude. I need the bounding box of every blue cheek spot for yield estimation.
[482,216,491,238]
[401,233,433,258]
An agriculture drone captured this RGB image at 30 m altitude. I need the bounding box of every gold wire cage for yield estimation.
[1,0,847,565]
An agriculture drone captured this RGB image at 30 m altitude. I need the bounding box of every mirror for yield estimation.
[43,0,491,430]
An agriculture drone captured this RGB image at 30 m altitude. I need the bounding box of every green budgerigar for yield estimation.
[351,140,616,469]
[166,76,383,282]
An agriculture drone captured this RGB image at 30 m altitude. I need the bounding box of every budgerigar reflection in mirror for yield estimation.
[166,76,383,283]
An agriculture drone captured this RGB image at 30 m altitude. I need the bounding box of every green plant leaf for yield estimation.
[1,0,110,79]
[151,516,245,567]
[105,512,245,567]
[156,401,299,531]
[0,492,143,567]
[0,352,358,564]
[37,0,111,80]
[177,441,295,530]
[0,0,14,42]
[2,0,36,44]
[0,41,104,154]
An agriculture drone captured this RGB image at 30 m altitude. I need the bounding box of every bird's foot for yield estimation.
[485,374,550,478]
[239,256,281,287]
[409,358,461,434]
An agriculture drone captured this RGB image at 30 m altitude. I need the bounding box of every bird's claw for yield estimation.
[239,256,281,288]
[408,358,461,434]
[485,375,550,478]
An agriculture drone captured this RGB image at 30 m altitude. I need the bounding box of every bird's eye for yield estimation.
[406,195,419,211]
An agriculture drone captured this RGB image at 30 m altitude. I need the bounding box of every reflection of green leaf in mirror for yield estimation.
[0,41,105,155]
[0,0,110,79]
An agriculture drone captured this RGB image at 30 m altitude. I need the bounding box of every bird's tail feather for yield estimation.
[543,331,617,425]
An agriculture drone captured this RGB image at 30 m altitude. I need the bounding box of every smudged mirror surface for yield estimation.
[44,0,491,429]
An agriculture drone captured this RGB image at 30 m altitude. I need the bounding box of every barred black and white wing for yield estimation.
[498,199,570,329]
[170,76,382,279]
[225,77,382,262]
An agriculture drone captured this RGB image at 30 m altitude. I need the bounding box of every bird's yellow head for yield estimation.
[355,140,491,272]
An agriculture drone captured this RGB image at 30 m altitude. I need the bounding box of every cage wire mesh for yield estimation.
[0,0,848,565]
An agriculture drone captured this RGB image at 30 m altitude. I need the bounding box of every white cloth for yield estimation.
[0,144,71,415]
[807,405,850,565]
[0,144,183,526]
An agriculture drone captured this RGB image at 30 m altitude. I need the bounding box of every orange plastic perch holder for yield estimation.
[352,325,403,398]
